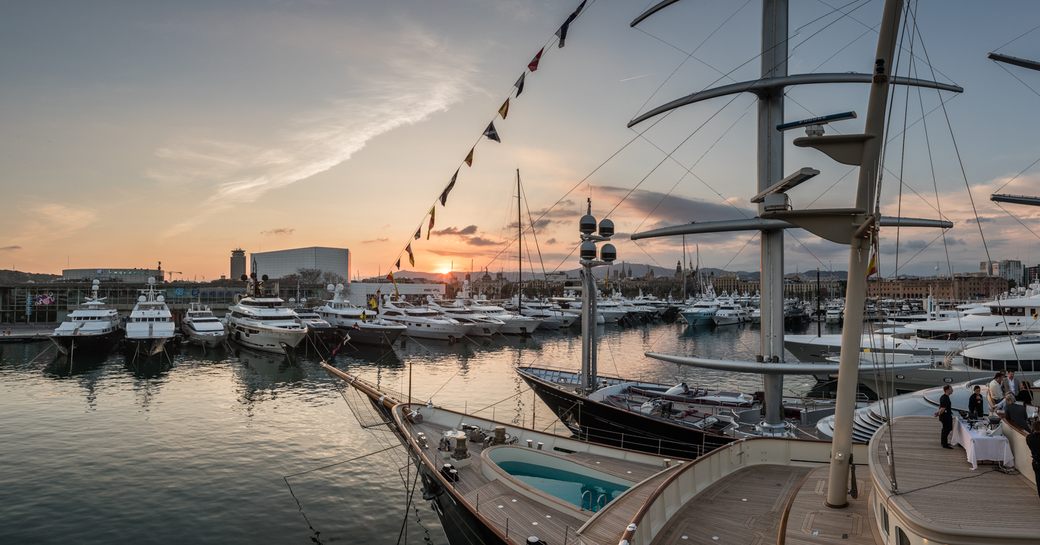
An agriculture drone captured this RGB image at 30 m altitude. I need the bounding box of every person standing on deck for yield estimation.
[1007,371,1019,398]
[937,384,953,449]
[1027,419,1040,500]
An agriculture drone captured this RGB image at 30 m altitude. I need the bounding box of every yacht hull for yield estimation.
[680,312,715,326]
[123,337,174,360]
[518,368,736,459]
[339,324,404,346]
[49,329,122,357]
[496,320,537,336]
[180,325,227,347]
[229,325,306,354]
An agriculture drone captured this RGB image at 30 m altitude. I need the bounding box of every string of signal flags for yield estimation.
[382,0,589,296]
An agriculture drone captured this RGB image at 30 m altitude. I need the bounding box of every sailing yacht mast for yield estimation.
[517,169,522,304]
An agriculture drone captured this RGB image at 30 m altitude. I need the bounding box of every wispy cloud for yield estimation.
[362,237,389,244]
[15,203,98,243]
[261,227,295,236]
[155,22,477,237]
[0,245,21,251]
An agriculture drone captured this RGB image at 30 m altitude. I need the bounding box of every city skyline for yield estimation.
[3,1,1040,280]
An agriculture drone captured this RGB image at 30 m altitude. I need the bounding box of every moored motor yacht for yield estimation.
[180,302,227,347]
[464,295,541,335]
[124,277,177,359]
[50,279,122,357]
[292,307,347,349]
[379,298,471,341]
[517,299,578,330]
[315,284,406,346]
[226,275,307,355]
[426,297,504,337]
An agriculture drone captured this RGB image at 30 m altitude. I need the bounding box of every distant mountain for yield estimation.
[0,269,61,284]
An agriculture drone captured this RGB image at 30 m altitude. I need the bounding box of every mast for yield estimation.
[757,0,788,434]
[517,169,523,304]
[819,0,905,508]
[681,234,687,302]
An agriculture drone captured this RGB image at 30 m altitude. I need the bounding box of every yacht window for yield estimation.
[895,527,909,545]
[881,504,889,536]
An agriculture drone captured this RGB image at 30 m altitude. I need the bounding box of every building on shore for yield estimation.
[867,273,1007,301]
[62,268,164,283]
[230,249,246,280]
[250,247,350,282]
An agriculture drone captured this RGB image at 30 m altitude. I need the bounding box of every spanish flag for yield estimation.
[386,271,399,297]
[866,251,878,277]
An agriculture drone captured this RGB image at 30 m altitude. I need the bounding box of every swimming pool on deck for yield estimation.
[485,447,633,512]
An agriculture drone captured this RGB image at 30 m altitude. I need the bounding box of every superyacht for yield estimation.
[226,274,307,355]
[124,277,176,360]
[50,279,122,357]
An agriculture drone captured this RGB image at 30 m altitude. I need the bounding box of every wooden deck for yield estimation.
[407,417,667,545]
[783,467,876,545]
[577,467,677,545]
[870,416,1040,538]
[650,464,812,545]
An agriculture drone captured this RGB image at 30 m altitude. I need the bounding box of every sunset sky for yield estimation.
[3,1,1040,281]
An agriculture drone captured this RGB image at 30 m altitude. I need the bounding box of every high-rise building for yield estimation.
[250,247,350,282]
[230,249,246,280]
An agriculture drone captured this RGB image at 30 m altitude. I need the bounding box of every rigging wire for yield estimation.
[907,3,1022,362]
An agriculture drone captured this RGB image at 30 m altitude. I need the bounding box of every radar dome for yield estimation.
[147,277,156,285]
[156,295,165,303]
[138,295,146,303]
[326,284,335,292]
[336,283,345,291]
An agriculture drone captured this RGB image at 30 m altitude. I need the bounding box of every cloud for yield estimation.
[0,245,21,251]
[434,225,479,236]
[467,236,499,246]
[362,237,390,244]
[545,238,558,245]
[14,203,98,243]
[260,227,295,236]
[155,23,477,237]
[596,185,753,225]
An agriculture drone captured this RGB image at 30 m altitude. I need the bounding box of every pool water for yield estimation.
[496,461,630,512]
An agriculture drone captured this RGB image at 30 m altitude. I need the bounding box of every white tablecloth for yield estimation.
[950,418,1014,470]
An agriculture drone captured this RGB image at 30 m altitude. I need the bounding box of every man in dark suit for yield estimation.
[938,384,953,449]
[1005,396,1030,430]
[968,384,985,419]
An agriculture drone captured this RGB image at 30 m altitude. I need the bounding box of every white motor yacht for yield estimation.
[50,279,122,357]
[427,297,504,337]
[315,284,406,346]
[181,302,227,347]
[124,277,176,358]
[379,298,471,341]
[680,298,719,326]
[518,299,577,330]
[226,276,307,354]
[711,299,745,326]
[465,296,541,335]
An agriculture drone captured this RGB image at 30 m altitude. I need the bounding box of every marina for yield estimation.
[4,0,1040,544]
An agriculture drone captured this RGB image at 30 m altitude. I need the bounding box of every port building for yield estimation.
[250,247,350,281]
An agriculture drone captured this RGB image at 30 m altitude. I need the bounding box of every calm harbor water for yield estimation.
[0,321,836,544]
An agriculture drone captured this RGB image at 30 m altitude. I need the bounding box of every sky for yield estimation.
[2,0,1040,281]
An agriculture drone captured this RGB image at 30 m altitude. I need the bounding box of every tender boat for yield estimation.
[180,302,227,347]
[50,279,122,357]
